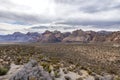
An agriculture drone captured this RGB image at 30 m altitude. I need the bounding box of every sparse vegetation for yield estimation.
[0,43,120,77]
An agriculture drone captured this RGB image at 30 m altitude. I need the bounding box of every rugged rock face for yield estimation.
[0,29,120,43]
[54,30,64,42]
[39,30,120,43]
[63,30,120,43]
[62,30,93,42]
[39,30,67,43]
[91,34,106,42]
[0,60,116,80]
[106,31,120,43]
[9,60,52,80]
[0,63,23,80]
[39,30,59,43]
[0,32,40,42]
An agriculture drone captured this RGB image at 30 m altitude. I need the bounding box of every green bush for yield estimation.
[0,67,8,75]
[115,77,120,80]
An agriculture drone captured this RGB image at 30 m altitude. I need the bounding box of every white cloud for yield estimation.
[6,0,55,17]
[0,23,31,34]
[0,0,120,34]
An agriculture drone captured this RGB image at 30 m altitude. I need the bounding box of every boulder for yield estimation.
[9,60,52,80]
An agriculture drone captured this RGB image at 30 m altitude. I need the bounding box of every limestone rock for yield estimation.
[9,60,52,80]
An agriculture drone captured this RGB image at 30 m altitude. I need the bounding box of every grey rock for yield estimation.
[9,60,52,80]
[65,76,72,80]
[94,74,114,80]
[101,75,114,80]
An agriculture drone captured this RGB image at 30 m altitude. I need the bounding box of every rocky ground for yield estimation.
[0,43,120,80]
[0,60,117,80]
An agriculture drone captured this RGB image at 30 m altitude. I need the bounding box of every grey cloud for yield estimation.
[78,0,119,13]
[56,19,120,27]
[55,20,120,31]
[0,0,16,10]
[80,3,120,13]
[0,0,120,30]
[113,5,120,9]
[55,0,120,13]
[31,26,48,29]
[0,11,53,25]
[54,0,120,29]
[0,29,7,31]
[0,29,8,35]
[55,0,85,5]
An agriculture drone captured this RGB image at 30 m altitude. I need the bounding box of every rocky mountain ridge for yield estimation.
[0,30,119,43]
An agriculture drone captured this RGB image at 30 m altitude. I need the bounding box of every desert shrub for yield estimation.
[0,67,8,75]
[54,70,60,78]
[115,77,120,80]
[41,62,52,72]
[0,43,120,76]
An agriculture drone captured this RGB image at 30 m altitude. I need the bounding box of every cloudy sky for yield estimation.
[0,0,120,34]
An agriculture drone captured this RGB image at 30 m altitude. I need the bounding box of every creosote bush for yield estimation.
[0,67,9,76]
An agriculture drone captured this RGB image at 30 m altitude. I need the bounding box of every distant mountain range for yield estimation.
[0,32,40,42]
[0,29,120,43]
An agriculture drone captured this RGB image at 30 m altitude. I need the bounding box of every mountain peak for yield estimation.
[0,29,120,43]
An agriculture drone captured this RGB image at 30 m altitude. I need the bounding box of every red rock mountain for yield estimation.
[0,30,120,43]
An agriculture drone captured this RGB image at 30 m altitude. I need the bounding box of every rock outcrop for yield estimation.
[9,60,52,80]
[0,29,120,43]
[62,30,93,42]
[39,30,59,43]
[0,60,116,80]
